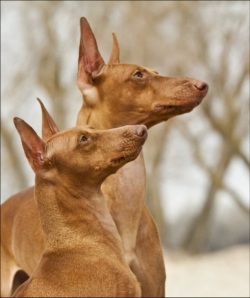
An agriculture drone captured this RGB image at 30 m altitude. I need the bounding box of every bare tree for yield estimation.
[143,1,249,251]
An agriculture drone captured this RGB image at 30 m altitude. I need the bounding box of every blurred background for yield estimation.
[1,1,249,297]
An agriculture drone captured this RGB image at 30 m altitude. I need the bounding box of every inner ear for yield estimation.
[78,17,105,90]
[13,117,46,173]
[22,142,45,170]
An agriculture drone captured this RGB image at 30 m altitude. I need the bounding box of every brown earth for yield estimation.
[165,244,249,297]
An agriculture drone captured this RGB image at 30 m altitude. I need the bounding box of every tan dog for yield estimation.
[12,102,146,297]
[1,17,208,297]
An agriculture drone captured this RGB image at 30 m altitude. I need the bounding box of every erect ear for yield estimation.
[36,98,60,141]
[77,17,105,91]
[108,33,120,64]
[13,117,47,174]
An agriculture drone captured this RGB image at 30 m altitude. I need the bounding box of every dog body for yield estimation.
[1,17,208,297]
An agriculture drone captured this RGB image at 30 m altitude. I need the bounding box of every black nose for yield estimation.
[194,80,209,92]
[135,125,148,138]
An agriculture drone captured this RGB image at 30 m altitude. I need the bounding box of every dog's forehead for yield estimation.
[46,126,95,143]
[106,63,158,75]
[45,127,92,156]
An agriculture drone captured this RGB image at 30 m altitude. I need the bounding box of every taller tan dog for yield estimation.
[1,17,208,297]
[11,104,146,297]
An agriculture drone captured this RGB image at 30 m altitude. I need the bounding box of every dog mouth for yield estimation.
[111,156,127,165]
[153,97,203,114]
[110,126,147,166]
[110,149,142,166]
[153,85,208,115]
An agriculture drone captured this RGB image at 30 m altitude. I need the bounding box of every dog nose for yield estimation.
[135,125,148,138]
[193,80,209,92]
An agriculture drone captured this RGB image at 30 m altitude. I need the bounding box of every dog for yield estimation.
[12,100,146,297]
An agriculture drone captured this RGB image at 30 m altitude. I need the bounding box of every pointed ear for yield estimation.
[77,17,105,91]
[36,98,60,141]
[13,117,47,174]
[108,33,120,64]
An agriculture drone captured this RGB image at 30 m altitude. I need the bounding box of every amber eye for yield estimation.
[133,71,144,78]
[80,135,88,143]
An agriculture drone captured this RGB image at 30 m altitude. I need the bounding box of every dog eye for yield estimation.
[80,135,88,143]
[133,71,144,78]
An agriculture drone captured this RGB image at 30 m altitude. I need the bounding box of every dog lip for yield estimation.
[111,156,126,165]
[153,97,203,113]
[110,148,142,165]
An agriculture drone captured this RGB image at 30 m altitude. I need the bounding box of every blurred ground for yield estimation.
[165,244,249,297]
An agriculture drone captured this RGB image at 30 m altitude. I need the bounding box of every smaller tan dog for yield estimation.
[12,100,146,297]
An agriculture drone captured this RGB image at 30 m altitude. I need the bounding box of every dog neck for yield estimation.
[34,177,123,254]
